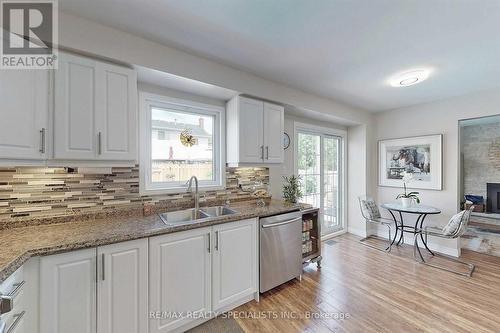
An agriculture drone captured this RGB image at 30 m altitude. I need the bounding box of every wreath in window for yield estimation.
[180,129,197,147]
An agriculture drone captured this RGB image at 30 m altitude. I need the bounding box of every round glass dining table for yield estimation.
[381,202,441,256]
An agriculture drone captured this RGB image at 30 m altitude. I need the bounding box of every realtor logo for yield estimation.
[1,0,58,69]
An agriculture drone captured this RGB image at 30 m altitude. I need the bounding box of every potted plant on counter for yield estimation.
[396,172,420,207]
[283,175,303,205]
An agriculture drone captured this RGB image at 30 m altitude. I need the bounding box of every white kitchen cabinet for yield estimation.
[226,96,284,165]
[0,258,39,333]
[149,227,212,333]
[54,53,97,160]
[95,62,137,160]
[40,248,97,333]
[263,102,285,163]
[212,218,257,311]
[97,239,148,333]
[54,52,137,161]
[0,70,49,160]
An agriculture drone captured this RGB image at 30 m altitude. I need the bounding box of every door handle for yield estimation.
[207,233,211,253]
[97,132,102,155]
[266,146,269,159]
[260,146,264,160]
[101,253,105,281]
[215,231,219,251]
[261,217,301,228]
[39,128,46,154]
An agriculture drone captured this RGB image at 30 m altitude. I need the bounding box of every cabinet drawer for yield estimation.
[1,267,26,333]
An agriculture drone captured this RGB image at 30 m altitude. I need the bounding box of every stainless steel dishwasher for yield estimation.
[260,211,302,293]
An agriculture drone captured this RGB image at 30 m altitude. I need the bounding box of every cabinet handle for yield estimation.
[6,311,25,333]
[266,146,269,160]
[0,281,25,315]
[215,231,219,251]
[97,132,102,155]
[39,128,46,154]
[101,253,105,281]
[260,146,264,160]
[207,233,211,253]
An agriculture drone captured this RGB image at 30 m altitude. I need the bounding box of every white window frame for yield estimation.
[139,92,226,195]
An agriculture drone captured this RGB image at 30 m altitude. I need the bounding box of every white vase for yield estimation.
[401,197,413,207]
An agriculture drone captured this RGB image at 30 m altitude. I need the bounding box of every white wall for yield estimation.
[347,124,369,237]
[138,82,226,108]
[374,88,500,256]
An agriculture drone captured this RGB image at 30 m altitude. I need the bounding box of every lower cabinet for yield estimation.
[149,218,258,332]
[97,239,148,333]
[0,259,39,333]
[40,248,97,333]
[212,219,257,311]
[40,239,148,333]
[149,227,212,333]
[34,218,257,333]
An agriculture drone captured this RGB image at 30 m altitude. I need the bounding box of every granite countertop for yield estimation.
[0,199,316,283]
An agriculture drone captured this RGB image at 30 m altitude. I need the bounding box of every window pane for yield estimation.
[151,107,215,183]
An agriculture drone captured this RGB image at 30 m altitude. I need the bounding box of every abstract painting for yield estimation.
[379,134,442,190]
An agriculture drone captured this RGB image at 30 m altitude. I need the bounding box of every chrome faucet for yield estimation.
[186,176,199,214]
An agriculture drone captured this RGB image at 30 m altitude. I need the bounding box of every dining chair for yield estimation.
[414,206,475,277]
[358,195,394,252]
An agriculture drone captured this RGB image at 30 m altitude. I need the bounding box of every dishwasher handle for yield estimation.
[261,217,301,228]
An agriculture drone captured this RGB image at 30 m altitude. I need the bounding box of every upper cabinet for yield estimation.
[54,52,137,161]
[0,70,49,160]
[226,96,284,166]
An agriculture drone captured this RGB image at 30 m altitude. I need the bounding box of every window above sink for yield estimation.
[139,93,226,195]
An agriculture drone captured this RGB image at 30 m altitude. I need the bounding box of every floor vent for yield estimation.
[325,239,337,246]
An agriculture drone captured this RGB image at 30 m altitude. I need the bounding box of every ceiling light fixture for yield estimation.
[389,69,431,87]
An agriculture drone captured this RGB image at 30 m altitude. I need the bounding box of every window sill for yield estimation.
[140,184,225,196]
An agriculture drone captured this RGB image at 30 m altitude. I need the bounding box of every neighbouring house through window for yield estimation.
[140,93,225,194]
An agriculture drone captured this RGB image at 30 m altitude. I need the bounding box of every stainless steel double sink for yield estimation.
[158,206,238,226]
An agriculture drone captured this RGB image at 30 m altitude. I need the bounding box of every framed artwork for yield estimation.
[378,134,442,190]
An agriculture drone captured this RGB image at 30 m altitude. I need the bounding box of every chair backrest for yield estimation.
[358,195,381,220]
[451,206,474,238]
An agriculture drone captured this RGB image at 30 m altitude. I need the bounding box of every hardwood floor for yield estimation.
[233,233,500,333]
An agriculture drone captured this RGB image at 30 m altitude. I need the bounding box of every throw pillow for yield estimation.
[361,199,381,219]
[442,210,466,236]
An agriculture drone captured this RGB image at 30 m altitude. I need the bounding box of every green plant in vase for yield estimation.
[283,175,303,204]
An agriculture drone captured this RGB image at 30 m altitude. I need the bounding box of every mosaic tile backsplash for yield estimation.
[0,166,269,224]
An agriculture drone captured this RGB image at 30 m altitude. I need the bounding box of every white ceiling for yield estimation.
[60,0,500,112]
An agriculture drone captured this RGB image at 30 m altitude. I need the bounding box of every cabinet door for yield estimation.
[54,53,97,160]
[238,97,264,163]
[0,70,48,159]
[40,248,96,333]
[97,239,147,333]
[212,218,257,311]
[95,63,137,161]
[263,102,284,163]
[149,228,211,333]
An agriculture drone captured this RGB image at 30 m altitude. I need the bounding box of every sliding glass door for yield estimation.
[297,128,344,237]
